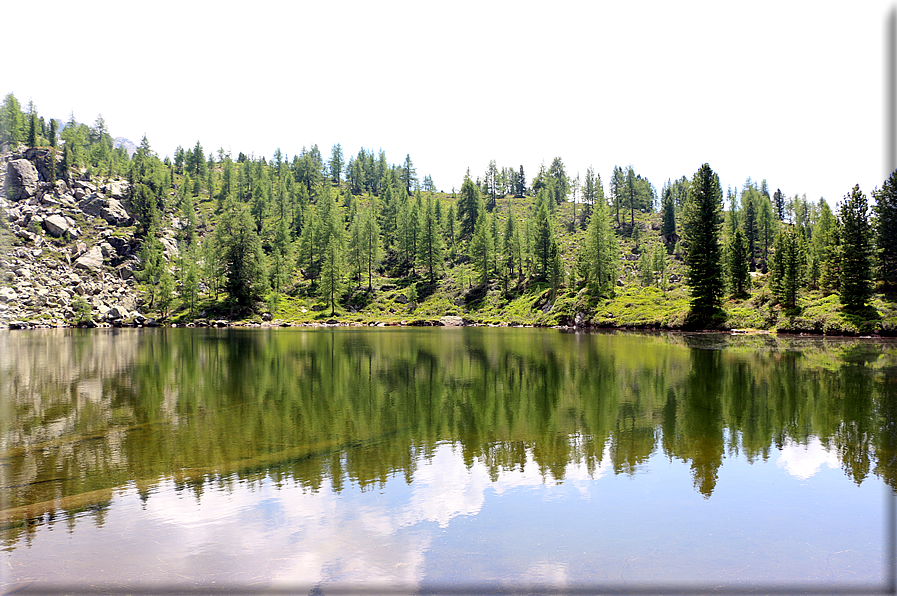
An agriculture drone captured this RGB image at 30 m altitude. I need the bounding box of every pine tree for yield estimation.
[773,189,786,221]
[503,209,523,280]
[873,170,897,289]
[838,185,873,309]
[661,184,676,248]
[682,164,724,316]
[28,110,38,148]
[770,226,806,308]
[727,227,750,298]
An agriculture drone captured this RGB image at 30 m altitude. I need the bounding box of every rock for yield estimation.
[440,315,465,327]
[43,214,74,238]
[72,180,97,193]
[5,159,40,201]
[0,287,18,303]
[159,236,179,259]
[78,195,132,226]
[395,294,409,304]
[574,312,587,328]
[262,312,273,321]
[103,180,129,201]
[74,246,104,272]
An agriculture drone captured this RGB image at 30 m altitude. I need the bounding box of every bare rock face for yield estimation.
[5,159,40,201]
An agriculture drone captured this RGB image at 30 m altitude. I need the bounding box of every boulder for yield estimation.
[43,214,74,238]
[74,245,104,272]
[78,195,133,226]
[5,159,40,201]
[439,315,465,327]
[0,287,18,303]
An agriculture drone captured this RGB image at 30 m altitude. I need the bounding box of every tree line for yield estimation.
[3,92,895,324]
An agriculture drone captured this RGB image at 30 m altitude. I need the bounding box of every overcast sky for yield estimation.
[4,1,894,205]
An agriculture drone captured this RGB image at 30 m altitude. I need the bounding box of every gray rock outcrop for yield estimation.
[5,159,39,201]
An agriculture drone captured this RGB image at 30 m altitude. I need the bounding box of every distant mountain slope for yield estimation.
[113,137,136,158]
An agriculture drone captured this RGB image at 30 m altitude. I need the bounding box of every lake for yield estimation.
[1,327,895,594]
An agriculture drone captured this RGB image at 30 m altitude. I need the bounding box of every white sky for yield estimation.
[4,1,894,204]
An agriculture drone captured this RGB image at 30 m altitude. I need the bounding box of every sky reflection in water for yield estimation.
[4,437,886,592]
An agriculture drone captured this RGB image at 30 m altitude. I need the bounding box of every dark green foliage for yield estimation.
[727,227,750,298]
[873,170,897,289]
[217,200,267,307]
[330,143,343,184]
[548,157,569,204]
[457,172,480,239]
[683,164,724,315]
[770,227,806,308]
[532,190,554,277]
[661,183,676,246]
[773,188,786,220]
[838,185,873,309]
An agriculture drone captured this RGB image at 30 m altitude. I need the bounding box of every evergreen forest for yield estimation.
[3,92,897,334]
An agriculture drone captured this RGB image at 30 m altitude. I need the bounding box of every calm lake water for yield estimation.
[1,327,895,594]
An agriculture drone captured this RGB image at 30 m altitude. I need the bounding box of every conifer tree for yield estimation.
[360,207,382,291]
[137,233,166,310]
[770,226,806,308]
[838,185,873,309]
[682,164,724,316]
[319,235,345,316]
[469,200,492,286]
[28,110,37,148]
[548,235,564,299]
[578,196,618,296]
[458,171,480,239]
[269,216,293,295]
[727,227,750,298]
[820,220,842,295]
[503,209,523,280]
[217,199,267,307]
[532,189,555,277]
[417,195,445,284]
[873,170,897,289]
[178,253,200,319]
[661,184,676,248]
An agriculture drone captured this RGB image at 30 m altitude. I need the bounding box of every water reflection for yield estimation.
[0,328,894,590]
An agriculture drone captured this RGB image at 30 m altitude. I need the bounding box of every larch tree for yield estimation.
[468,200,492,286]
[457,171,480,239]
[682,164,724,317]
[578,196,618,297]
[417,195,445,284]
